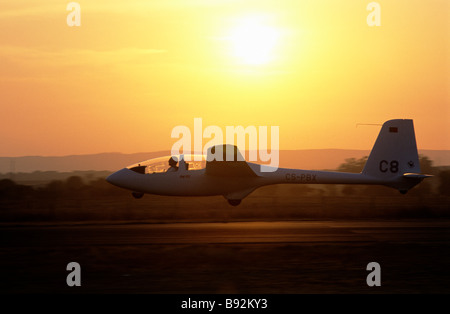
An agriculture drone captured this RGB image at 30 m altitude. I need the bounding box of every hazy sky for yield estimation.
[0,0,448,156]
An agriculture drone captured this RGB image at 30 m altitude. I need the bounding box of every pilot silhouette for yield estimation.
[167,156,179,172]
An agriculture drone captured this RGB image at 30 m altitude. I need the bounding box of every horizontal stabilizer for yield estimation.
[403,173,433,179]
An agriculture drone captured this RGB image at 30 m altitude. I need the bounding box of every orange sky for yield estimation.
[0,0,448,156]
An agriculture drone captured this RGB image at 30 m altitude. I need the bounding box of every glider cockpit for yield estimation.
[127,155,207,175]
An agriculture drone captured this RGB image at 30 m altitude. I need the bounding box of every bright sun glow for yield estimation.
[228,15,281,65]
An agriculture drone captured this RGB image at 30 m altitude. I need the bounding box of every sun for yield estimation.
[228,15,281,66]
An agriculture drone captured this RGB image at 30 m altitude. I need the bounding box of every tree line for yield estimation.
[0,155,449,201]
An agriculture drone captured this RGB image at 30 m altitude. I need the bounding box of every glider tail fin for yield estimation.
[362,119,427,193]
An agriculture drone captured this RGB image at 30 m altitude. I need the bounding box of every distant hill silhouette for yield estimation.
[0,149,449,173]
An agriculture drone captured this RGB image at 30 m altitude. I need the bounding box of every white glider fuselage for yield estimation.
[106,119,431,205]
[108,163,416,197]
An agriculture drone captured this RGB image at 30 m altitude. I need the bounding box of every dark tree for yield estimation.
[65,176,85,191]
[337,156,368,173]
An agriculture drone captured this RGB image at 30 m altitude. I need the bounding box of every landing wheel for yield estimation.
[228,199,241,206]
[132,192,144,199]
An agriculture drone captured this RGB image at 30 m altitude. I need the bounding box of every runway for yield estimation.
[1,220,450,293]
[2,220,450,246]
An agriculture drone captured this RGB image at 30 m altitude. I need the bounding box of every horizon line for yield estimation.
[1,148,449,159]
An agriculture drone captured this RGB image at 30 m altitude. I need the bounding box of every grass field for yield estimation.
[1,183,449,223]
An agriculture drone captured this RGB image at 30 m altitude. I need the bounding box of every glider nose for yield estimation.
[106,171,118,186]
[106,168,128,187]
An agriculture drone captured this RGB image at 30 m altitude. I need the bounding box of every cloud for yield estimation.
[0,45,166,66]
[0,45,167,82]
[0,0,240,19]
